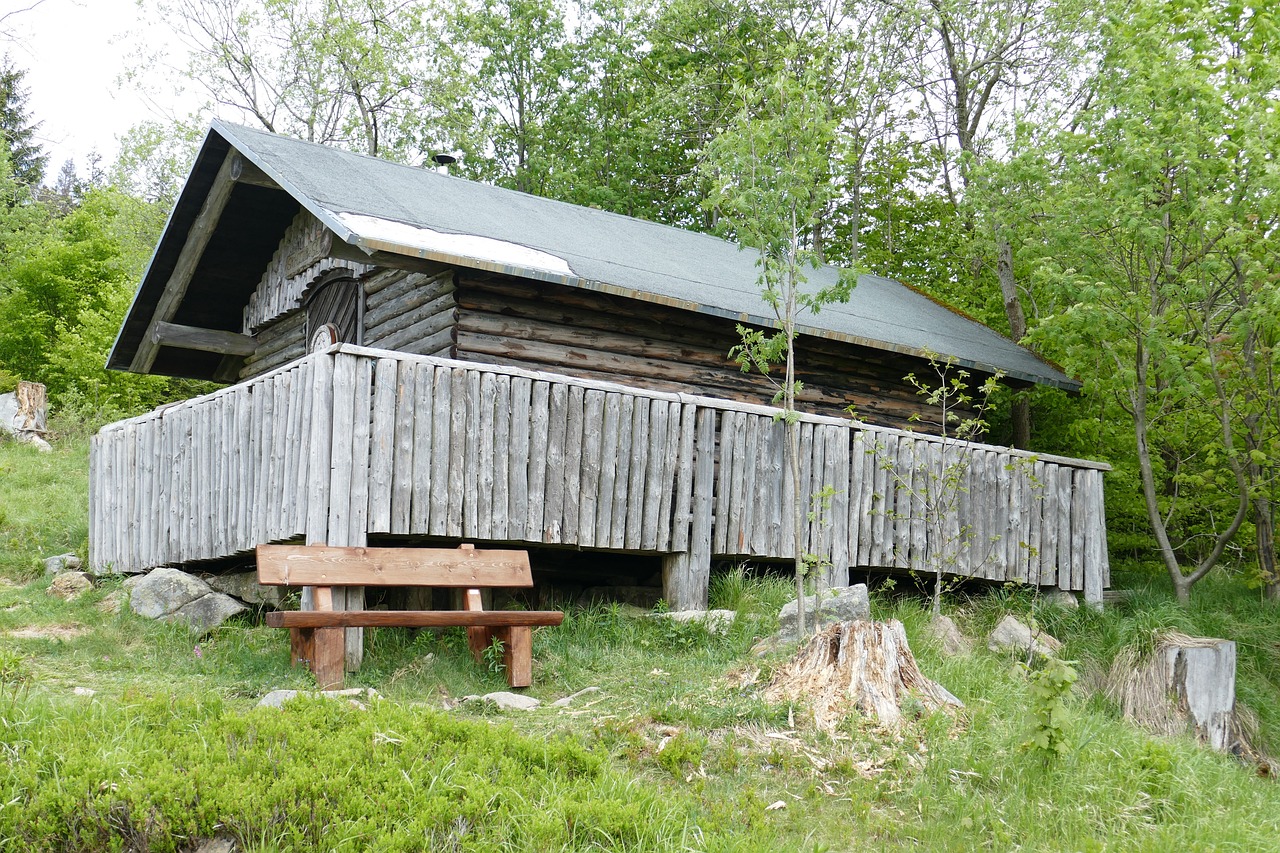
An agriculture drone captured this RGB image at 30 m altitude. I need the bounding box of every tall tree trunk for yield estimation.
[996,234,1031,448]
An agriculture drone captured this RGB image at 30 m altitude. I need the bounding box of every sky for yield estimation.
[4,0,194,180]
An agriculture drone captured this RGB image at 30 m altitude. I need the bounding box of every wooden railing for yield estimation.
[91,345,1109,606]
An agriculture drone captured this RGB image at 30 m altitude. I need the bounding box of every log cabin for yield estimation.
[91,121,1109,667]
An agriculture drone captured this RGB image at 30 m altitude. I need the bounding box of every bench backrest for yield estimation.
[256,545,532,588]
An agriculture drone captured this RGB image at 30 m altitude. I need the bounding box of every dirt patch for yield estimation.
[8,625,88,641]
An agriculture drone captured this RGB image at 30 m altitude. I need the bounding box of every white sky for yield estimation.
[4,0,195,180]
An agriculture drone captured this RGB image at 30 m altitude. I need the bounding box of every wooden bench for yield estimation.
[256,543,563,690]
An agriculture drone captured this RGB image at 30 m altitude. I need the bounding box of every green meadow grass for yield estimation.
[3,438,1280,851]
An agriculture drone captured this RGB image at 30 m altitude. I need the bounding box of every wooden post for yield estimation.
[662,408,715,610]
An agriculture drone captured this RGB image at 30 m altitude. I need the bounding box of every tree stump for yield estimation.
[764,620,962,729]
[1109,633,1238,752]
[14,381,47,434]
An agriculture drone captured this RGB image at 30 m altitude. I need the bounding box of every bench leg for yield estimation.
[311,627,346,690]
[499,626,533,689]
[291,628,314,667]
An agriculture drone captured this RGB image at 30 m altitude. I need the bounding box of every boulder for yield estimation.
[44,553,81,576]
[650,609,736,635]
[464,691,541,711]
[987,615,1062,660]
[48,571,93,601]
[258,688,380,709]
[127,568,212,619]
[778,584,870,641]
[1041,589,1079,610]
[928,615,973,656]
[550,686,601,708]
[169,593,247,634]
[206,571,286,608]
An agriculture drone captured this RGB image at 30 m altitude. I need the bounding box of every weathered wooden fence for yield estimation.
[91,345,1109,607]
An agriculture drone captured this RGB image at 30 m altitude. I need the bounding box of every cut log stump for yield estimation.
[764,620,962,730]
[1109,632,1239,753]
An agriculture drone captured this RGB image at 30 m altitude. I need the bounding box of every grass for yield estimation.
[3,438,1280,850]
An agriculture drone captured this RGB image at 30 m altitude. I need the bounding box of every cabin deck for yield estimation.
[90,344,1110,607]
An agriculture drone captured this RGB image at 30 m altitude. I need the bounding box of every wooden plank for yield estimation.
[624,395,650,549]
[280,367,301,539]
[390,359,417,534]
[257,545,535,586]
[428,367,452,536]
[689,408,716,597]
[1070,468,1087,591]
[829,426,851,587]
[780,419,796,561]
[762,419,783,557]
[152,320,255,357]
[348,356,374,544]
[1038,463,1058,586]
[1057,466,1074,591]
[477,372,497,540]
[579,390,605,548]
[1092,468,1110,593]
[327,354,357,546]
[132,151,239,371]
[366,358,394,532]
[669,402,696,553]
[656,400,683,551]
[267,610,564,628]
[491,375,511,541]
[596,393,621,547]
[714,411,735,555]
[305,353,335,545]
[526,382,551,541]
[499,626,534,689]
[269,370,290,541]
[447,369,468,536]
[641,398,668,551]
[462,371,482,537]
[609,395,634,549]
[850,431,867,565]
[407,363,434,534]
[543,383,569,543]
[508,376,532,540]
[562,385,585,545]
[740,414,759,555]
[869,434,892,566]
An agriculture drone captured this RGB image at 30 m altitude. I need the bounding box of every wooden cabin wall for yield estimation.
[452,274,967,432]
[239,265,460,381]
[243,210,373,334]
[240,311,306,379]
[363,267,457,357]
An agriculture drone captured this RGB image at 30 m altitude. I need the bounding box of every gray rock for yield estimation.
[193,834,238,853]
[128,568,212,619]
[1041,589,1079,610]
[987,614,1063,660]
[257,688,379,709]
[650,609,736,635]
[928,615,972,656]
[169,593,247,634]
[550,686,601,708]
[778,584,870,641]
[97,591,125,614]
[464,691,541,711]
[0,392,16,435]
[206,571,286,608]
[44,553,81,576]
[48,571,93,601]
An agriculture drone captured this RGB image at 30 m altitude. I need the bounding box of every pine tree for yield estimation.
[0,57,46,188]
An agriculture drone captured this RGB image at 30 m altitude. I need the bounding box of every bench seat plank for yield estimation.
[266,610,565,629]
[257,544,532,588]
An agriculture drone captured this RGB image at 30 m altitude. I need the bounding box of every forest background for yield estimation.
[0,0,1277,606]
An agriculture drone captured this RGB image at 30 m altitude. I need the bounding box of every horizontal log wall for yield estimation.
[453,275,959,431]
[363,268,457,357]
[91,346,1109,606]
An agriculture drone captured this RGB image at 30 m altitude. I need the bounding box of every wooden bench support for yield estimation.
[258,544,562,691]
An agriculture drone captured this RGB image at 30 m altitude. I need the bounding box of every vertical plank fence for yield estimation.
[91,345,1111,609]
